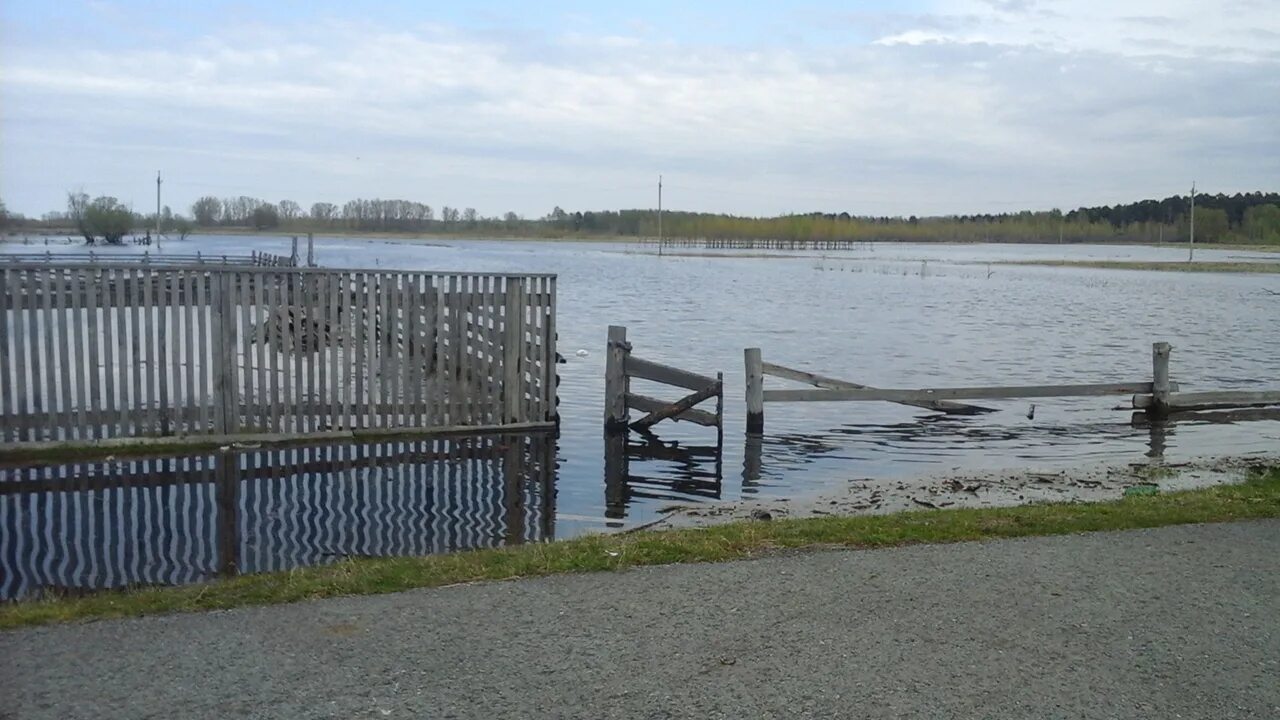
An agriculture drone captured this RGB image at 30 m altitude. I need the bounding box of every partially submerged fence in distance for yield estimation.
[744,341,1280,431]
[0,263,557,448]
[1,251,270,266]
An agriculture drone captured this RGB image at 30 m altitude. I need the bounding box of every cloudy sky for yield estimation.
[1,0,1276,219]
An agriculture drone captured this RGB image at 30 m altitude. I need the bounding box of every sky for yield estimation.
[1,0,1277,219]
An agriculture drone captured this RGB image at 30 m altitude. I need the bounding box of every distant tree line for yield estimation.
[3,191,1278,245]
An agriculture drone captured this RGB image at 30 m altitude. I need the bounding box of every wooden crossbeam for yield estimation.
[760,361,993,415]
[629,382,721,430]
[1133,390,1280,412]
[625,393,719,427]
[764,381,1165,404]
[626,356,718,392]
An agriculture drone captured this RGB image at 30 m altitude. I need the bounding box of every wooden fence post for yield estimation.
[1151,341,1172,417]
[290,236,299,267]
[605,325,630,431]
[745,347,764,433]
[503,277,527,424]
[306,232,315,267]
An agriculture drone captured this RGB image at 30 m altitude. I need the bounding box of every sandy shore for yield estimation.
[648,454,1280,531]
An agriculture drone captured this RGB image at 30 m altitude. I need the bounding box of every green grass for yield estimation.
[998,260,1280,273]
[3,467,1277,630]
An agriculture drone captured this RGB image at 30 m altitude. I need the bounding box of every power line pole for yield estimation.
[1188,181,1195,262]
[155,171,162,250]
[657,174,663,256]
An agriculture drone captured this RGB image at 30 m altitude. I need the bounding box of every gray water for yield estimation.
[3,236,1278,597]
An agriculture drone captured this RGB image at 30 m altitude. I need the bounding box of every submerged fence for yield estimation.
[0,433,556,600]
[0,264,557,447]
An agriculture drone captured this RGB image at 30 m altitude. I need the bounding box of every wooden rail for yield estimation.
[604,325,723,436]
[2,251,266,266]
[741,341,1257,433]
[0,263,557,449]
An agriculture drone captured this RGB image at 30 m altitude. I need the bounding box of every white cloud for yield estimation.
[0,3,1276,218]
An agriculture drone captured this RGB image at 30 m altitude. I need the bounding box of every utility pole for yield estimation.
[156,171,163,250]
[657,174,663,256]
[1188,181,1195,262]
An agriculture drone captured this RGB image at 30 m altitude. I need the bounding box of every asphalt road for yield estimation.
[3,520,1278,719]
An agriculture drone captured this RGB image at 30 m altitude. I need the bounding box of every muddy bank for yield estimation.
[650,454,1280,531]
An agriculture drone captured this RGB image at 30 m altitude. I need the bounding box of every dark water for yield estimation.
[3,237,1278,599]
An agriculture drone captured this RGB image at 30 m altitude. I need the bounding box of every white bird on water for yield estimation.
[576,349,589,357]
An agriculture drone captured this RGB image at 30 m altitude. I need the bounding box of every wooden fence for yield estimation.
[0,433,555,600]
[744,341,1280,431]
[1,251,270,266]
[604,325,723,437]
[0,263,557,449]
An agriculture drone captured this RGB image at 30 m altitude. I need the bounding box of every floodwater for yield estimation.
[3,236,1279,599]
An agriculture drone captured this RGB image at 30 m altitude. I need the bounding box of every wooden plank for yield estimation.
[379,272,393,427]
[626,391,720,428]
[210,272,227,434]
[451,274,466,424]
[237,272,252,433]
[44,267,61,441]
[116,267,131,436]
[339,272,353,430]
[484,275,499,426]
[140,265,156,435]
[0,269,11,443]
[544,276,557,423]
[265,271,278,431]
[291,270,304,434]
[309,272,322,432]
[128,268,144,436]
[13,270,31,441]
[388,272,402,428]
[354,271,367,429]
[626,355,717,392]
[252,268,266,433]
[762,382,1161,403]
[53,267,71,440]
[1133,390,1280,411]
[325,271,338,431]
[760,361,992,415]
[70,267,88,439]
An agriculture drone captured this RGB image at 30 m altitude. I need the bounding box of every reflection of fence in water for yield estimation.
[0,434,556,601]
[604,433,723,518]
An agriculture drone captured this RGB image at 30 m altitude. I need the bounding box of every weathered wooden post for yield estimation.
[290,236,299,266]
[604,325,630,431]
[1151,341,1172,417]
[306,232,315,267]
[214,450,239,577]
[503,277,528,424]
[745,347,764,433]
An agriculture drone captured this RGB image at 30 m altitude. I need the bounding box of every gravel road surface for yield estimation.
[3,520,1278,719]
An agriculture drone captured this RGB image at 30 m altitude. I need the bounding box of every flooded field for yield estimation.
[3,236,1278,598]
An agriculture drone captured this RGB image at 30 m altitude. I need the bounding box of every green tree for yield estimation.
[191,196,222,226]
[1243,204,1280,244]
[1194,207,1229,243]
[83,196,133,244]
[174,216,194,241]
[251,203,280,230]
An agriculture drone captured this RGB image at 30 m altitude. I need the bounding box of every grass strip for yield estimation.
[3,467,1277,630]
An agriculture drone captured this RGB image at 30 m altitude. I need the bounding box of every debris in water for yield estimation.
[749,509,773,521]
